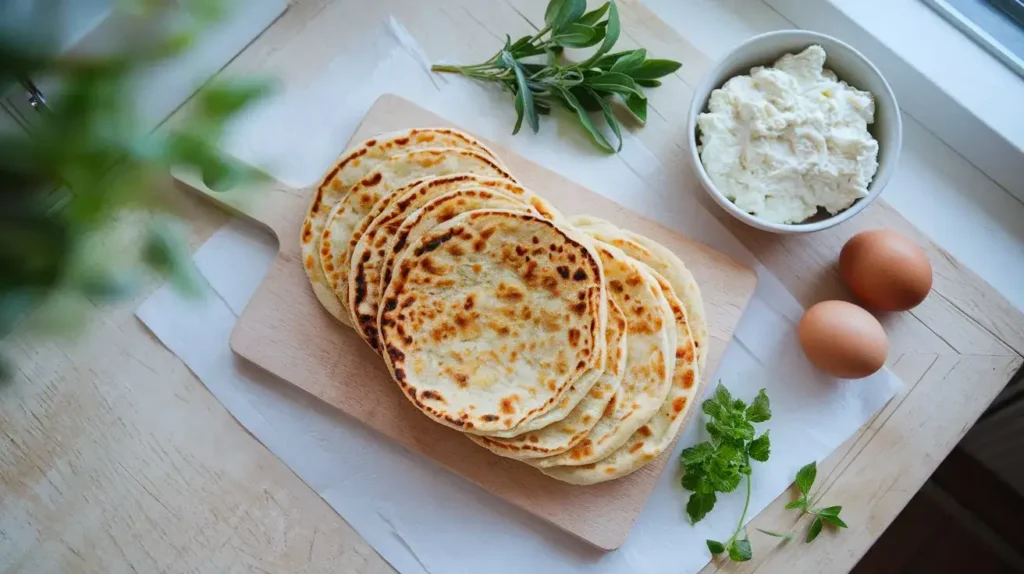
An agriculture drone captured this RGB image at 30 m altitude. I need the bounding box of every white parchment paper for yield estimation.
[137,18,901,574]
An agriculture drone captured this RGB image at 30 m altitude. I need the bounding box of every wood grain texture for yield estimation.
[4,0,1024,571]
[221,94,757,550]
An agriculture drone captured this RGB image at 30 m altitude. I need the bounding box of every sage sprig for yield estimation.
[431,0,681,152]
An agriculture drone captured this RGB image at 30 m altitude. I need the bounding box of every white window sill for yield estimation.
[645,0,1024,313]
[766,0,1024,205]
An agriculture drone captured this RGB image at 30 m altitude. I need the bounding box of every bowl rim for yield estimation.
[686,29,903,234]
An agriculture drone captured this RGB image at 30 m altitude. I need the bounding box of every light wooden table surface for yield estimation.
[2,1,1022,573]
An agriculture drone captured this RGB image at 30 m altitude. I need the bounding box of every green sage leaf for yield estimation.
[581,0,619,65]
[589,88,623,151]
[610,48,646,72]
[501,51,539,134]
[544,0,586,32]
[512,87,526,135]
[553,23,597,48]
[625,93,647,123]
[626,58,682,80]
[578,2,610,26]
[635,78,661,88]
[589,72,643,97]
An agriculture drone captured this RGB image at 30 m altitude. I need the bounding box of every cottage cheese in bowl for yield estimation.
[696,45,879,224]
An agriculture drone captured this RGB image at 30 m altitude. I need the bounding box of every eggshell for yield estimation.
[839,229,933,311]
[798,300,888,379]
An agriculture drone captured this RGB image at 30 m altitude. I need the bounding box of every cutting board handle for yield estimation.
[171,164,308,241]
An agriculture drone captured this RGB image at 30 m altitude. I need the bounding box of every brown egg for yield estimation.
[798,300,888,379]
[839,229,933,311]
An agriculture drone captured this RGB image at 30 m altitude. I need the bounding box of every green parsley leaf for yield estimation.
[819,513,848,529]
[687,492,717,523]
[746,389,771,422]
[681,442,715,467]
[795,461,817,496]
[748,431,771,462]
[713,383,734,406]
[815,505,842,517]
[680,468,706,492]
[785,463,850,541]
[680,384,773,562]
[806,516,824,543]
[729,539,753,562]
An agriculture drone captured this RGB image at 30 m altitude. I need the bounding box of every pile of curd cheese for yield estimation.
[697,45,879,224]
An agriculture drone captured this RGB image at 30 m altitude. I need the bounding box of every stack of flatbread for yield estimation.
[301,128,708,485]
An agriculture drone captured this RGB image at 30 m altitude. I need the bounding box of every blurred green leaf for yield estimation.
[198,78,274,119]
[142,219,202,297]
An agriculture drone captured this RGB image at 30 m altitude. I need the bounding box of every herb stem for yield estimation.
[527,25,551,44]
[726,475,753,547]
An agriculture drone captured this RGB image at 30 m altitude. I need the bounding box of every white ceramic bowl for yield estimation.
[686,30,902,233]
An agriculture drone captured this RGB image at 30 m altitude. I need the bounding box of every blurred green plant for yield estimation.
[0,0,271,375]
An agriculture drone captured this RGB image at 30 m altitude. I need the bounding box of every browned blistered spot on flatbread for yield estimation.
[361,172,382,187]
[573,302,588,315]
[496,283,524,301]
[629,442,644,453]
[638,425,653,437]
[682,369,695,389]
[673,396,688,413]
[481,414,498,422]
[523,260,538,282]
[609,280,624,293]
[301,221,313,243]
[541,275,558,295]
[528,435,539,443]
[471,263,482,274]
[415,227,458,256]
[488,321,510,336]
[395,136,410,145]
[420,257,445,275]
[463,295,475,310]
[420,390,445,403]
[573,268,588,281]
[415,133,434,143]
[500,395,519,414]
[431,323,454,343]
[305,255,314,270]
[567,328,580,347]
[677,344,696,363]
[556,265,570,279]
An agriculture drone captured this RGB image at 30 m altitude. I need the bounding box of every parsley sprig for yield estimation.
[783,461,848,542]
[431,0,682,152]
[680,384,771,562]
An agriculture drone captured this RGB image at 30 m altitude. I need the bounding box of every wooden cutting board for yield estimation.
[176,94,756,550]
